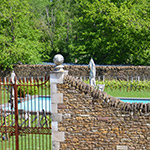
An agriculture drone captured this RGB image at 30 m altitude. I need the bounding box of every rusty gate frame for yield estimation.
[0,75,51,150]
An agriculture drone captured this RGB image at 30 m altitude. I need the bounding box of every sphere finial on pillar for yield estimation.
[53,54,64,71]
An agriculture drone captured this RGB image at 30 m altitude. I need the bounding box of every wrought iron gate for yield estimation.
[0,75,51,150]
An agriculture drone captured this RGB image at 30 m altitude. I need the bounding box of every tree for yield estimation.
[71,0,150,65]
[30,0,75,62]
[0,0,45,69]
[1,0,149,67]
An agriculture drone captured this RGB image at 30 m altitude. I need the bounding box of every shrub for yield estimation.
[17,82,38,97]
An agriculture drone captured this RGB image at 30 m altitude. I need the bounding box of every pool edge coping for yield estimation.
[116,97,150,100]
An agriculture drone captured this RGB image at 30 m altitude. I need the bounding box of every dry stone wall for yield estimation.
[1,65,150,149]
[1,65,150,80]
[57,75,150,150]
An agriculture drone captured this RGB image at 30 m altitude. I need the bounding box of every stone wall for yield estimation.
[57,75,150,150]
[1,65,150,80]
[1,64,150,149]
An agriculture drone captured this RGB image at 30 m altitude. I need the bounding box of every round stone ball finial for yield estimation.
[53,54,64,71]
[53,54,64,65]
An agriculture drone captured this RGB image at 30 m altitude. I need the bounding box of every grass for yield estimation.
[1,99,52,150]
[104,88,150,98]
[0,113,52,150]
[84,79,150,98]
[0,134,52,150]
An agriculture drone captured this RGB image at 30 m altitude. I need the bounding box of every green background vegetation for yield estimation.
[0,0,150,69]
[85,79,150,98]
[101,80,150,97]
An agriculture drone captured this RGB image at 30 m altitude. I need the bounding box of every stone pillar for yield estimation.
[50,54,68,150]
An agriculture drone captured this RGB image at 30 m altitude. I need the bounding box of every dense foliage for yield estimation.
[0,0,45,69]
[72,0,150,64]
[0,0,150,69]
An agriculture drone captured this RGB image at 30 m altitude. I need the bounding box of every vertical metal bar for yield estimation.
[23,77,27,150]
[35,78,38,150]
[48,75,51,150]
[49,76,52,150]
[3,78,6,150]
[35,78,39,147]
[7,77,11,149]
[12,84,14,150]
[18,78,23,150]
[10,75,15,150]
[30,77,33,150]
[45,76,48,150]
[26,78,30,149]
[14,77,19,150]
[37,78,40,128]
[42,77,44,149]
[41,77,43,149]
[34,77,37,150]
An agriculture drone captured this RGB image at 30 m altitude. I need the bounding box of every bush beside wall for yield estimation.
[57,75,150,150]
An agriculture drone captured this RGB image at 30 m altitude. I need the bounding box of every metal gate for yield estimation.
[0,74,51,150]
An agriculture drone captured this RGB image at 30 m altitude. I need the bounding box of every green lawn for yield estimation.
[84,79,150,98]
[0,114,52,150]
[0,134,52,150]
[0,110,52,150]
[104,89,150,98]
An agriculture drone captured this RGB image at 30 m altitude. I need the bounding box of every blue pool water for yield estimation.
[119,98,150,103]
[3,96,51,112]
[18,97,51,112]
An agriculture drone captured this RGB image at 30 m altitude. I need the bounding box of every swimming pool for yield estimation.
[119,97,150,103]
[3,96,51,112]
